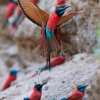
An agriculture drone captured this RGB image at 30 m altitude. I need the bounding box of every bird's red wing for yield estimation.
[18,0,49,26]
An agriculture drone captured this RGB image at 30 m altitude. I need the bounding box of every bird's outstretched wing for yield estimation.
[18,0,76,28]
[18,0,49,26]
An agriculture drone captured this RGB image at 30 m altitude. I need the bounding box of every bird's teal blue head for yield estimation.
[24,97,30,100]
[10,69,18,77]
[77,84,88,93]
[61,97,68,100]
[34,83,46,92]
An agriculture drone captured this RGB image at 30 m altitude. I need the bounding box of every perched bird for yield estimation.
[2,69,18,90]
[6,0,17,18]
[24,83,45,100]
[9,6,23,29]
[2,0,17,28]
[39,56,65,72]
[61,84,88,100]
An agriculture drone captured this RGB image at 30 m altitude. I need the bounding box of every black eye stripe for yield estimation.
[55,6,70,16]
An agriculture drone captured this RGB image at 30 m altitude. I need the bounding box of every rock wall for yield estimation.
[0,1,100,100]
[0,53,99,100]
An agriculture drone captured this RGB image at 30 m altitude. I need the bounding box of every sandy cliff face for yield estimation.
[0,53,99,100]
[0,0,100,100]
